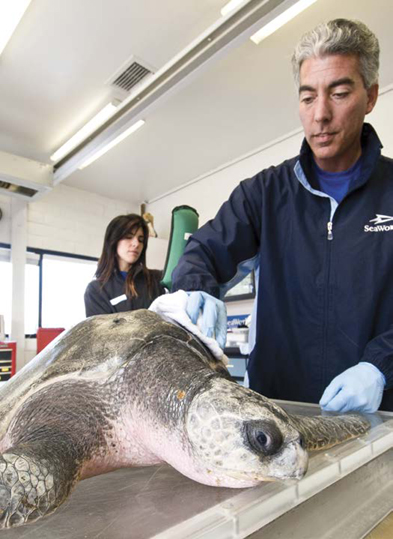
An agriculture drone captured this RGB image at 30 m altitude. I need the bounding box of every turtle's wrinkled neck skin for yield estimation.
[124,333,229,426]
[0,310,370,528]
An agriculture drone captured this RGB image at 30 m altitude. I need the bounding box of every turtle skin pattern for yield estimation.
[0,452,57,527]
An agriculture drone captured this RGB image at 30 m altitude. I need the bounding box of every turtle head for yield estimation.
[182,378,308,487]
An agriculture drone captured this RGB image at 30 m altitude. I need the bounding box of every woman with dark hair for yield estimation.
[84,214,165,317]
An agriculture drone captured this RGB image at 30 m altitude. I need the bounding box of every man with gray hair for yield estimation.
[154,19,393,412]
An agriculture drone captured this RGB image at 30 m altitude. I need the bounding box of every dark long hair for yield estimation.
[96,214,153,298]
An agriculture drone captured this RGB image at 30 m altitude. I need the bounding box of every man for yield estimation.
[155,19,393,412]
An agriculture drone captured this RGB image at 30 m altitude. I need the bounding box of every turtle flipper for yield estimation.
[289,413,370,451]
[0,451,57,528]
[0,380,113,528]
[0,439,80,528]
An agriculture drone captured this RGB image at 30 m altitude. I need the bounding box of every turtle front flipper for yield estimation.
[289,413,370,451]
[0,434,81,528]
[0,380,115,528]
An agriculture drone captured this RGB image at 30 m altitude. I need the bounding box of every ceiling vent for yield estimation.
[107,56,155,94]
[0,181,38,198]
[112,62,152,92]
[0,150,53,201]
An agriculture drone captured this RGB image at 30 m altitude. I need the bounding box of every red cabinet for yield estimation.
[36,328,65,354]
[0,341,16,381]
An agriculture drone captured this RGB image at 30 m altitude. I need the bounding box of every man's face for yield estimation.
[298,54,378,172]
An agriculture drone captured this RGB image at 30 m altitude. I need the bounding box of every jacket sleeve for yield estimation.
[361,327,393,389]
[84,281,113,317]
[172,175,263,298]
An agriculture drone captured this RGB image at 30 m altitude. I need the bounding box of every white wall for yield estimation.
[29,183,139,257]
[1,183,139,256]
[147,85,393,318]
[146,237,168,270]
[147,128,302,239]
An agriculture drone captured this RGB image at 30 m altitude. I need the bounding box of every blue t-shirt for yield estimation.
[120,271,128,280]
[313,157,362,204]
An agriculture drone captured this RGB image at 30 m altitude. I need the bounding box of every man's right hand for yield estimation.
[185,291,227,349]
[149,290,227,360]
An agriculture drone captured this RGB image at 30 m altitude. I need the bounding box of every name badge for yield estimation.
[110,294,127,306]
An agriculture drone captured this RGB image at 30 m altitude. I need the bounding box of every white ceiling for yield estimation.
[1,0,393,204]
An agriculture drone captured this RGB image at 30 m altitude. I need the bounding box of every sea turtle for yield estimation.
[0,310,369,529]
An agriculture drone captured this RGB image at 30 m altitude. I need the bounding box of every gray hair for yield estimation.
[292,19,380,89]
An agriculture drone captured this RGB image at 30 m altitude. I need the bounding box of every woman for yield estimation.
[84,214,165,317]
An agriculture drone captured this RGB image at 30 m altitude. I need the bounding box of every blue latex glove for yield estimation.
[186,291,227,350]
[319,362,386,413]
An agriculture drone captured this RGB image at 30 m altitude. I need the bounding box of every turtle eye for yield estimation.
[256,432,268,447]
[245,419,283,456]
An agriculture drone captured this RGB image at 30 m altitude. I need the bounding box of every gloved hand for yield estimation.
[319,362,386,413]
[149,290,227,361]
[186,291,227,350]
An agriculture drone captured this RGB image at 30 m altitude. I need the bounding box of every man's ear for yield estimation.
[366,83,379,114]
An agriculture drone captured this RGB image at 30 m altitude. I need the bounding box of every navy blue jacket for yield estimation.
[85,266,164,317]
[172,124,393,411]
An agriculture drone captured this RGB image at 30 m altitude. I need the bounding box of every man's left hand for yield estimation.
[319,362,386,413]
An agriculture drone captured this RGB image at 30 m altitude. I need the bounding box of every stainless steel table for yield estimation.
[2,401,393,539]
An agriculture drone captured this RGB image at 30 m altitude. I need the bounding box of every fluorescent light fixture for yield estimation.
[78,119,145,170]
[50,102,119,162]
[221,0,247,17]
[250,0,317,44]
[0,0,32,55]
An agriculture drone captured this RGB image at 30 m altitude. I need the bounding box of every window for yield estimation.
[0,245,97,336]
[42,254,97,329]
[0,247,40,336]
[224,271,256,302]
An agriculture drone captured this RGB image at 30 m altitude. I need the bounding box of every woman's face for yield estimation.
[116,226,145,271]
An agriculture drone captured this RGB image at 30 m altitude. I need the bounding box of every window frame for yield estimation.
[0,242,98,338]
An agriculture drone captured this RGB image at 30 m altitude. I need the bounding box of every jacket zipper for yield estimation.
[322,207,335,389]
[327,221,333,240]
[322,226,333,390]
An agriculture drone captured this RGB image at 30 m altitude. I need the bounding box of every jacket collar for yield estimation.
[115,263,144,280]
[299,123,383,192]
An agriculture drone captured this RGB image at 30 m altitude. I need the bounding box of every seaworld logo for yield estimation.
[364,214,393,232]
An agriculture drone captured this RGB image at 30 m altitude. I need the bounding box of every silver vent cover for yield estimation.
[0,180,38,198]
[112,61,152,92]
[0,150,52,200]
[107,55,155,94]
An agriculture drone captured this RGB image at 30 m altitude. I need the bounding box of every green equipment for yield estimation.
[161,205,199,290]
